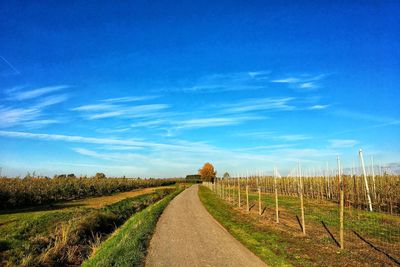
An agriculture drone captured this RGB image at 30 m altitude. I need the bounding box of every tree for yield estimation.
[94,172,106,179]
[198,163,216,183]
[223,172,230,179]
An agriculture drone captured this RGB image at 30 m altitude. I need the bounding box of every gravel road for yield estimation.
[145,184,267,267]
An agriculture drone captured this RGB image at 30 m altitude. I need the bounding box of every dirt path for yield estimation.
[145,185,266,267]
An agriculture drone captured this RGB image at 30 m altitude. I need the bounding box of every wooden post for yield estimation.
[298,162,306,235]
[326,162,331,199]
[238,176,241,207]
[228,178,230,202]
[246,185,249,212]
[258,187,261,215]
[246,173,249,212]
[371,156,376,200]
[359,149,373,211]
[274,167,279,223]
[338,156,344,249]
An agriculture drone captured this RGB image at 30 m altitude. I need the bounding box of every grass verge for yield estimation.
[82,186,184,267]
[198,185,294,266]
[200,186,400,266]
[0,187,176,266]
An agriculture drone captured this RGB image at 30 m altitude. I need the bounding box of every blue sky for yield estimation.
[1,1,399,177]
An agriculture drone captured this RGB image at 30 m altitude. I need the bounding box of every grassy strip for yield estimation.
[82,187,184,267]
[198,186,294,267]
[244,190,400,243]
[0,187,174,266]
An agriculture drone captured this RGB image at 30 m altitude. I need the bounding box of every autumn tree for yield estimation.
[198,162,216,183]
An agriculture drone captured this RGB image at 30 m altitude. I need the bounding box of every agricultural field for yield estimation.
[0,176,177,209]
[202,172,400,266]
[0,177,186,266]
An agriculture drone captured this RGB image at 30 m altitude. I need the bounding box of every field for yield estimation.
[0,176,177,209]
[202,172,400,266]
[0,176,185,267]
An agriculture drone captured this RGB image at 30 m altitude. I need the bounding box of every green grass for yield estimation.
[244,190,400,243]
[199,186,294,266]
[0,186,176,266]
[82,187,183,267]
[208,187,400,266]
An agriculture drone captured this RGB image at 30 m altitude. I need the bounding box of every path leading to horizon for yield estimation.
[145,185,266,267]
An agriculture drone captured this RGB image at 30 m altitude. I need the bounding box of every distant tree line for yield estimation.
[0,174,177,209]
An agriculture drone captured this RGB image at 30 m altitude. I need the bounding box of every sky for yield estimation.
[0,1,399,177]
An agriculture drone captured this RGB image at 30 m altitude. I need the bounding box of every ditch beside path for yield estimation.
[145,184,267,267]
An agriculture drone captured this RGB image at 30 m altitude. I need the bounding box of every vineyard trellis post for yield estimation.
[338,156,344,249]
[258,186,261,215]
[274,167,279,223]
[359,149,373,211]
[371,156,377,200]
[298,162,306,235]
[238,175,241,207]
[246,174,249,212]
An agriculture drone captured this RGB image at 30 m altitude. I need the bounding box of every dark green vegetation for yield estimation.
[0,186,182,266]
[185,174,202,183]
[0,176,177,209]
[83,187,184,267]
[199,186,400,266]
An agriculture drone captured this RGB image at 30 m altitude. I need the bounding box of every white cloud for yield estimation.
[299,82,317,89]
[309,104,329,110]
[131,120,167,128]
[277,134,311,141]
[8,85,69,100]
[222,97,295,113]
[0,91,68,128]
[73,101,170,120]
[271,74,326,89]
[162,70,270,93]
[329,139,358,148]
[34,94,69,108]
[174,116,262,129]
[271,77,300,83]
[0,107,40,128]
[72,103,116,111]
[89,111,123,119]
[101,95,160,103]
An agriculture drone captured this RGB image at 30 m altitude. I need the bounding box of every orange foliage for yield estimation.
[198,162,216,182]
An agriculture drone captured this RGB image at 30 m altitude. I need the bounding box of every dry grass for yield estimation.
[56,186,175,209]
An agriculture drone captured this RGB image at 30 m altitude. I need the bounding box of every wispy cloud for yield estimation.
[73,100,170,120]
[271,74,325,90]
[0,96,67,128]
[101,95,160,103]
[73,148,146,161]
[0,130,216,153]
[34,94,69,108]
[222,97,295,113]
[162,71,270,93]
[277,134,311,141]
[131,120,168,128]
[329,139,358,148]
[271,77,300,83]
[234,131,311,142]
[72,103,116,111]
[309,104,329,110]
[174,116,262,129]
[7,85,69,101]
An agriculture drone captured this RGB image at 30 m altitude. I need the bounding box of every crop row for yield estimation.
[0,176,177,209]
